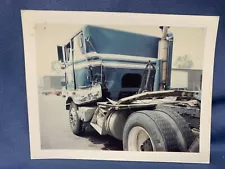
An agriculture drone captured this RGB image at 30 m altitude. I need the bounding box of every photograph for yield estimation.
[21,11,219,163]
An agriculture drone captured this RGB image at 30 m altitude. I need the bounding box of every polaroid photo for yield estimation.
[21,10,219,164]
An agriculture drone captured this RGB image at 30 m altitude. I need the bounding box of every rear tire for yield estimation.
[156,106,195,151]
[188,137,199,152]
[123,110,179,152]
[69,102,83,136]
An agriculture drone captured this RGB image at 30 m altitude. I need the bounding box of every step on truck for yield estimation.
[57,25,200,152]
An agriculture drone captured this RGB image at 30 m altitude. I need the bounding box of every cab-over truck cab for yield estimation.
[57,25,200,152]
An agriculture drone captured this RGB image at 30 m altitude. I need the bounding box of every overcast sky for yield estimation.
[35,23,206,80]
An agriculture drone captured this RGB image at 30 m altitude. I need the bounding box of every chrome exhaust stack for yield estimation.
[158,26,170,90]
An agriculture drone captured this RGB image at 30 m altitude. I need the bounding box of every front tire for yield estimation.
[69,102,83,135]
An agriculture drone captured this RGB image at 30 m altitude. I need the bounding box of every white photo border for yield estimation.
[21,10,219,164]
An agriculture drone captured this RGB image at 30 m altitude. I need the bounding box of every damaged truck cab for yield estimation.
[57,25,200,152]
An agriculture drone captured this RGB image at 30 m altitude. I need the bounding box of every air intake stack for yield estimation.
[158,26,171,90]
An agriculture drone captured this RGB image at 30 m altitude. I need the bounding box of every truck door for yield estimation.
[71,32,90,89]
[64,42,76,90]
[72,32,85,62]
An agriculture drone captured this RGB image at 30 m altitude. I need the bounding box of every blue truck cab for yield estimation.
[57,25,173,106]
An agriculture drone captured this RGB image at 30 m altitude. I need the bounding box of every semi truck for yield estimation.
[56,25,200,152]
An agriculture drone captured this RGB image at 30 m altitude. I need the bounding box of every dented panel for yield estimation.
[67,84,102,105]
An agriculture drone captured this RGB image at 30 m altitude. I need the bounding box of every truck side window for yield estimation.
[79,34,85,54]
[73,32,85,61]
[65,43,71,62]
[79,34,83,48]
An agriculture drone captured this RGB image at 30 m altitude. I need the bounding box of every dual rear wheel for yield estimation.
[123,108,196,152]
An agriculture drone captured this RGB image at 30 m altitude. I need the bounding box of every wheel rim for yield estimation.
[128,126,154,151]
[69,107,77,127]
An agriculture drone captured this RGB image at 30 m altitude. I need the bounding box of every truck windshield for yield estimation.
[75,68,91,89]
[85,38,96,53]
[89,65,103,84]
[75,65,103,89]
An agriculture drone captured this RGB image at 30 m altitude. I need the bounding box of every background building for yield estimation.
[171,68,202,91]
[42,75,64,90]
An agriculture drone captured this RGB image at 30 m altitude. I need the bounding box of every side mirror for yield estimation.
[57,46,64,62]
